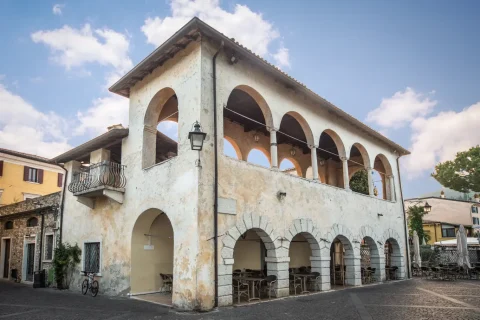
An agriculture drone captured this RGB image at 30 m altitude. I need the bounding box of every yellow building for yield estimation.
[0,148,64,206]
[405,196,479,245]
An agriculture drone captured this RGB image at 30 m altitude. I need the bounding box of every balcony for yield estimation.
[68,160,126,208]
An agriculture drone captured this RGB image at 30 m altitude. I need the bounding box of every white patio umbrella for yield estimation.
[458,225,471,268]
[413,230,421,267]
[456,228,463,267]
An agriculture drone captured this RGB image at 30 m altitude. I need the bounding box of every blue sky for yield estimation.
[0,0,479,198]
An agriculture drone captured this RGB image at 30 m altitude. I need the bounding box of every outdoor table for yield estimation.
[243,277,265,301]
[292,273,314,294]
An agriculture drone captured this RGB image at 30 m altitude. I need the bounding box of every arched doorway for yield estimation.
[330,235,356,287]
[384,238,402,280]
[318,130,346,188]
[361,237,381,283]
[143,88,179,168]
[131,209,174,304]
[373,154,394,201]
[288,232,321,293]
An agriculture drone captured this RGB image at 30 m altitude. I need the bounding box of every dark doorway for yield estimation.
[26,243,35,281]
[3,239,11,278]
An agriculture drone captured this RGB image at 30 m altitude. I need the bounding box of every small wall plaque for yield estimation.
[144,245,154,250]
[218,197,236,215]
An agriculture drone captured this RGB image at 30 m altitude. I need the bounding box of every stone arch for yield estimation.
[246,147,271,167]
[325,224,361,287]
[373,154,395,201]
[280,111,315,146]
[224,136,243,160]
[382,228,405,280]
[234,85,274,130]
[348,143,370,168]
[359,225,385,281]
[279,157,302,177]
[218,213,286,306]
[319,129,346,159]
[143,87,178,168]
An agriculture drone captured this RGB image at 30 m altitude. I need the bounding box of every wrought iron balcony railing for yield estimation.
[68,161,126,194]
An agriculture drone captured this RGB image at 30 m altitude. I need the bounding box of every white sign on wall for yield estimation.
[144,245,154,250]
[218,197,236,215]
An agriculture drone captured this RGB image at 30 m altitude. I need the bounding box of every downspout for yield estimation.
[58,167,68,245]
[38,212,45,271]
[396,156,411,278]
[212,40,224,308]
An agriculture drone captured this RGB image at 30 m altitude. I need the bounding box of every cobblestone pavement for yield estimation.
[1,278,480,319]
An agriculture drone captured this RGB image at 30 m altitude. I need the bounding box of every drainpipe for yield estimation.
[212,40,224,308]
[38,212,45,271]
[58,167,68,245]
[396,156,411,278]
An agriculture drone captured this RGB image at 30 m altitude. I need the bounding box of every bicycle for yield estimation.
[81,271,99,297]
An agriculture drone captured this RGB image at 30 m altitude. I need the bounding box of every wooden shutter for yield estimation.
[57,173,63,187]
[38,169,44,184]
[23,166,29,181]
[0,160,3,176]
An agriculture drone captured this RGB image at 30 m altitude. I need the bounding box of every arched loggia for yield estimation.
[318,129,347,187]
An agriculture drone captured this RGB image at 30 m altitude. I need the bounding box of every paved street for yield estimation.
[1,279,480,319]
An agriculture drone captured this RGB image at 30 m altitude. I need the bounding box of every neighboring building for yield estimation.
[0,148,65,206]
[54,18,410,311]
[404,194,480,244]
[0,192,61,282]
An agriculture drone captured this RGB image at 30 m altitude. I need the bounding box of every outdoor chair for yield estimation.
[233,278,249,303]
[430,267,441,280]
[289,274,302,295]
[262,275,277,299]
[160,273,173,293]
[411,263,420,277]
[389,266,398,280]
[308,272,321,291]
[368,267,377,282]
[420,266,430,279]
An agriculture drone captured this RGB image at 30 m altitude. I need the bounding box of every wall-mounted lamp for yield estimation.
[353,240,360,244]
[377,241,384,246]
[318,158,325,166]
[188,121,206,151]
[423,202,432,213]
[277,191,287,200]
[290,147,296,156]
[253,132,260,143]
[320,238,331,243]
[377,213,384,217]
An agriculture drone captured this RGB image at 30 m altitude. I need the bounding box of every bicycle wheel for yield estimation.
[81,279,89,295]
[91,280,99,297]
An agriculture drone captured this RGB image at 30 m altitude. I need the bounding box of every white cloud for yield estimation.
[272,45,290,68]
[31,24,132,73]
[75,95,129,136]
[402,102,480,178]
[52,4,65,16]
[0,84,71,157]
[367,87,437,129]
[141,0,288,65]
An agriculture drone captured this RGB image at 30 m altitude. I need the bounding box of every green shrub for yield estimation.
[53,242,81,289]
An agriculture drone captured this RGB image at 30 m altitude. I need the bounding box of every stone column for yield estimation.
[270,129,278,169]
[341,157,350,190]
[388,175,396,201]
[391,254,405,279]
[310,146,319,180]
[311,255,331,291]
[344,256,361,286]
[367,167,374,196]
[217,261,234,306]
[370,253,386,281]
[265,256,290,297]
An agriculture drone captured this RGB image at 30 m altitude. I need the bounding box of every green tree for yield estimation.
[407,205,430,244]
[350,169,369,195]
[432,146,480,193]
[53,242,81,289]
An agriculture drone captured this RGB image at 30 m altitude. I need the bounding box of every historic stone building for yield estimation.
[53,18,410,311]
[0,192,61,283]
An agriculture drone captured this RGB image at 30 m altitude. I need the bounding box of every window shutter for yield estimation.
[23,166,29,181]
[57,173,63,187]
[38,169,44,184]
[0,160,3,176]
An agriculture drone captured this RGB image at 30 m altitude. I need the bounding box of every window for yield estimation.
[473,217,480,225]
[84,242,100,273]
[44,234,54,261]
[4,221,13,230]
[441,225,456,238]
[26,217,38,227]
[472,206,479,214]
[23,167,43,184]
[0,160,3,176]
[57,173,64,187]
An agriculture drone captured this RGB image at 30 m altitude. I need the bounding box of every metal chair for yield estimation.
[263,275,277,299]
[308,272,321,291]
[160,273,173,292]
[233,278,249,303]
[289,274,302,295]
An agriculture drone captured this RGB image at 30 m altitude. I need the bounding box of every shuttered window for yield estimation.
[23,167,43,183]
[57,173,64,187]
[0,160,3,176]
[45,234,54,261]
[84,242,100,274]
